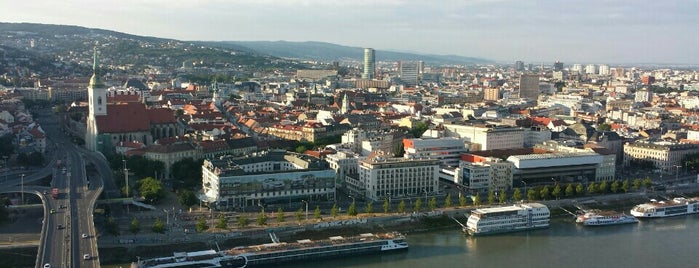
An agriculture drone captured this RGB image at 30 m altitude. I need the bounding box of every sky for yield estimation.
[2,0,698,64]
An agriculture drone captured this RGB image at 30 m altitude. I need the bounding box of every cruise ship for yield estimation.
[576,211,638,226]
[465,203,550,235]
[131,232,408,268]
[630,197,699,218]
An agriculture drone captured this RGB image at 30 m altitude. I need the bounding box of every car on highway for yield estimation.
[82,233,88,239]
[83,254,91,260]
[43,263,50,268]
[49,209,55,214]
[56,224,63,229]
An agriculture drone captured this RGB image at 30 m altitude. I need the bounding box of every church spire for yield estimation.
[89,46,104,88]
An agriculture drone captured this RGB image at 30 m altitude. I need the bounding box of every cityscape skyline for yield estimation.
[1,0,697,65]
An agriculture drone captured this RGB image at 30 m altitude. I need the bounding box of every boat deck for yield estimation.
[227,232,403,255]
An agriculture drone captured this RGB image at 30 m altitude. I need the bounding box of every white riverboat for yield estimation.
[630,197,699,218]
[465,203,550,235]
[131,232,408,268]
[576,211,638,226]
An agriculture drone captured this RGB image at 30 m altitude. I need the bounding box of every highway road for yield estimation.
[30,110,105,268]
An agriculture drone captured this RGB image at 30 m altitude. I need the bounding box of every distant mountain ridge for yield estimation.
[206,40,491,65]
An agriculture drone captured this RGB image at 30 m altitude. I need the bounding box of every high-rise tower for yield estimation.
[86,47,107,151]
[362,48,375,79]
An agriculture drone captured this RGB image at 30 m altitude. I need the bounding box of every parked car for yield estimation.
[83,254,90,260]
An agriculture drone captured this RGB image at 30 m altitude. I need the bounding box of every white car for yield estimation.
[82,233,88,239]
[43,264,50,268]
[83,254,91,260]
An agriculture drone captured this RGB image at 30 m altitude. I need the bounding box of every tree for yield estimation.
[428,197,437,211]
[473,193,481,206]
[459,195,467,207]
[331,204,339,218]
[237,215,249,228]
[622,180,630,193]
[348,201,357,216]
[552,184,562,200]
[540,186,550,200]
[610,181,620,193]
[499,190,507,204]
[445,194,452,208]
[0,134,14,157]
[487,190,496,204]
[599,181,608,193]
[513,188,522,201]
[295,207,303,222]
[365,201,374,214]
[565,183,574,197]
[196,218,209,232]
[398,200,406,213]
[314,206,321,220]
[257,211,268,226]
[177,190,198,208]
[106,217,119,236]
[576,183,584,195]
[587,182,598,194]
[410,121,430,138]
[152,218,166,234]
[129,218,140,234]
[216,214,228,229]
[383,198,390,213]
[643,177,653,189]
[527,189,538,201]
[414,198,422,212]
[138,177,166,204]
[170,158,204,190]
[632,178,642,190]
[295,145,307,154]
[597,123,612,131]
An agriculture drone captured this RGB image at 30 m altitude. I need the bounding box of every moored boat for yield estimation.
[131,232,408,268]
[576,210,638,226]
[465,203,550,235]
[630,197,699,218]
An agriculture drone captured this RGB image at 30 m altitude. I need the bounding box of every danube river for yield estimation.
[107,214,699,268]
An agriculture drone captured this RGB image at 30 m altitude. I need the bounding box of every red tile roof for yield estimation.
[96,103,150,133]
[148,108,177,124]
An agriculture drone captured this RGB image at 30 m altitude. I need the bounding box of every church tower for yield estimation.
[340,92,350,114]
[86,47,107,151]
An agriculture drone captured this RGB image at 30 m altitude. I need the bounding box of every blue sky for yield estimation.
[2,0,697,64]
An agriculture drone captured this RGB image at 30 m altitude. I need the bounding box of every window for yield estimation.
[97,97,102,105]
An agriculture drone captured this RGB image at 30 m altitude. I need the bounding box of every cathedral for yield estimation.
[85,48,181,154]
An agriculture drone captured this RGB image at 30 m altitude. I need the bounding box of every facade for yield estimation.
[623,142,699,172]
[519,74,540,100]
[357,156,440,202]
[325,150,363,190]
[398,61,419,86]
[442,123,525,151]
[458,161,491,192]
[484,87,500,101]
[201,150,335,209]
[362,48,375,79]
[403,137,467,167]
[508,152,603,186]
[635,90,653,103]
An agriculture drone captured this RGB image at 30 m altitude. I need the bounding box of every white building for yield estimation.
[598,65,610,76]
[458,162,491,192]
[201,150,335,208]
[442,123,524,151]
[623,142,699,172]
[403,137,467,167]
[357,156,440,201]
[585,64,597,75]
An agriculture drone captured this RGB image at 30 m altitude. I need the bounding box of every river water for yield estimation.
[106,214,699,268]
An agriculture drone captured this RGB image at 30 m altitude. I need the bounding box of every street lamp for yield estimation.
[521,180,527,198]
[123,159,129,197]
[20,174,24,205]
[301,200,308,220]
